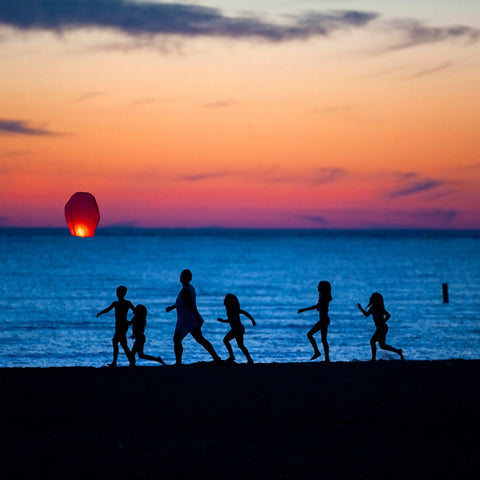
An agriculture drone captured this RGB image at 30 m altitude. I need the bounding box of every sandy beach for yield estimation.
[1,360,479,479]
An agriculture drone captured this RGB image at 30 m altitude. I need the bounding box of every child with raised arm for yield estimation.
[357,292,404,361]
[96,285,136,367]
[130,304,166,365]
[298,280,332,362]
[217,293,256,364]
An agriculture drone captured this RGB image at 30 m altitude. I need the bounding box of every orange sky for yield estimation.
[1,1,479,228]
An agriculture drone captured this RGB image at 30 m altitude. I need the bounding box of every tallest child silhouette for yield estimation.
[166,269,221,365]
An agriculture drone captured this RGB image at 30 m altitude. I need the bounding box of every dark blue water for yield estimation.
[1,229,479,366]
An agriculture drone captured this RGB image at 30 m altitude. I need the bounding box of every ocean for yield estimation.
[1,228,479,367]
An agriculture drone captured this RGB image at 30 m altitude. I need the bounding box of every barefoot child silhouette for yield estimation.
[357,292,404,361]
[217,293,256,364]
[166,269,222,365]
[298,280,332,362]
[130,304,166,365]
[97,285,136,367]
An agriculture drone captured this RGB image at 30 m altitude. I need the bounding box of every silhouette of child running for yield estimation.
[166,269,221,365]
[357,292,404,361]
[217,293,257,364]
[129,304,165,365]
[298,280,332,362]
[97,285,136,367]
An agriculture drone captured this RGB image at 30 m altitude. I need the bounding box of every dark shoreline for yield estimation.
[2,360,479,479]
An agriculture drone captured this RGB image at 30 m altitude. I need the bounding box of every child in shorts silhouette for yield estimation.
[97,285,136,367]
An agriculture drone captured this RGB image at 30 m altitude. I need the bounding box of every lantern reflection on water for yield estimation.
[64,192,100,237]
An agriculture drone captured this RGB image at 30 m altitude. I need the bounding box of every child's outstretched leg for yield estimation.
[235,333,253,364]
[134,343,166,365]
[307,324,322,360]
[223,330,235,362]
[379,341,404,360]
[139,353,166,364]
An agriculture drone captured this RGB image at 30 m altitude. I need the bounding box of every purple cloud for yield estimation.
[380,18,480,51]
[0,119,57,136]
[0,1,377,42]
[300,215,329,225]
[411,209,457,225]
[177,171,231,182]
[389,179,446,198]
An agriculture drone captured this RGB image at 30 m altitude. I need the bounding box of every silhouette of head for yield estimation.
[132,304,147,329]
[116,285,127,299]
[224,293,240,314]
[317,281,332,301]
[368,292,385,310]
[135,304,147,318]
[180,269,192,285]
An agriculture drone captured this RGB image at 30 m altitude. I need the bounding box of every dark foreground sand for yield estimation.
[1,360,479,479]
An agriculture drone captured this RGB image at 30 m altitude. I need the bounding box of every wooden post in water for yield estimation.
[442,283,449,303]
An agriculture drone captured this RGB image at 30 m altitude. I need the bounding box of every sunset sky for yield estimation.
[1,0,479,229]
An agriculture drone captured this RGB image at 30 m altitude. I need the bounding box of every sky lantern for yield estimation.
[64,192,100,237]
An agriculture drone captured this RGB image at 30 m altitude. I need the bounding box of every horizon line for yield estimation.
[1,226,479,233]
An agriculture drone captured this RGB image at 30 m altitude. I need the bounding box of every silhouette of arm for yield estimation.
[127,301,136,314]
[297,304,317,314]
[357,303,371,317]
[166,304,176,312]
[240,309,256,326]
[384,310,391,322]
[217,317,229,323]
[96,302,115,317]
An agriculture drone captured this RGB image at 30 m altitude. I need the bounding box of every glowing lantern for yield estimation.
[64,192,100,237]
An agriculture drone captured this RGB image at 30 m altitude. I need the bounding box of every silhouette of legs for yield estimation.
[108,341,118,367]
[120,338,135,367]
[307,326,321,360]
[173,328,221,365]
[223,329,253,364]
[370,337,377,361]
[320,328,330,362]
[191,327,221,363]
[379,341,404,360]
[307,322,329,361]
[110,336,135,367]
[173,332,184,365]
[371,328,404,360]
[110,339,119,367]
[223,330,236,362]
[132,342,165,365]
[235,333,254,364]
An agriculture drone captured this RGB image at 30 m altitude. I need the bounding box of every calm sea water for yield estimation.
[1,229,479,367]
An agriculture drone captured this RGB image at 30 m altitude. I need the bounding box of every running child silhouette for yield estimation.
[217,293,257,364]
[129,304,166,365]
[297,280,332,362]
[357,292,404,361]
[96,285,136,367]
[166,269,221,365]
